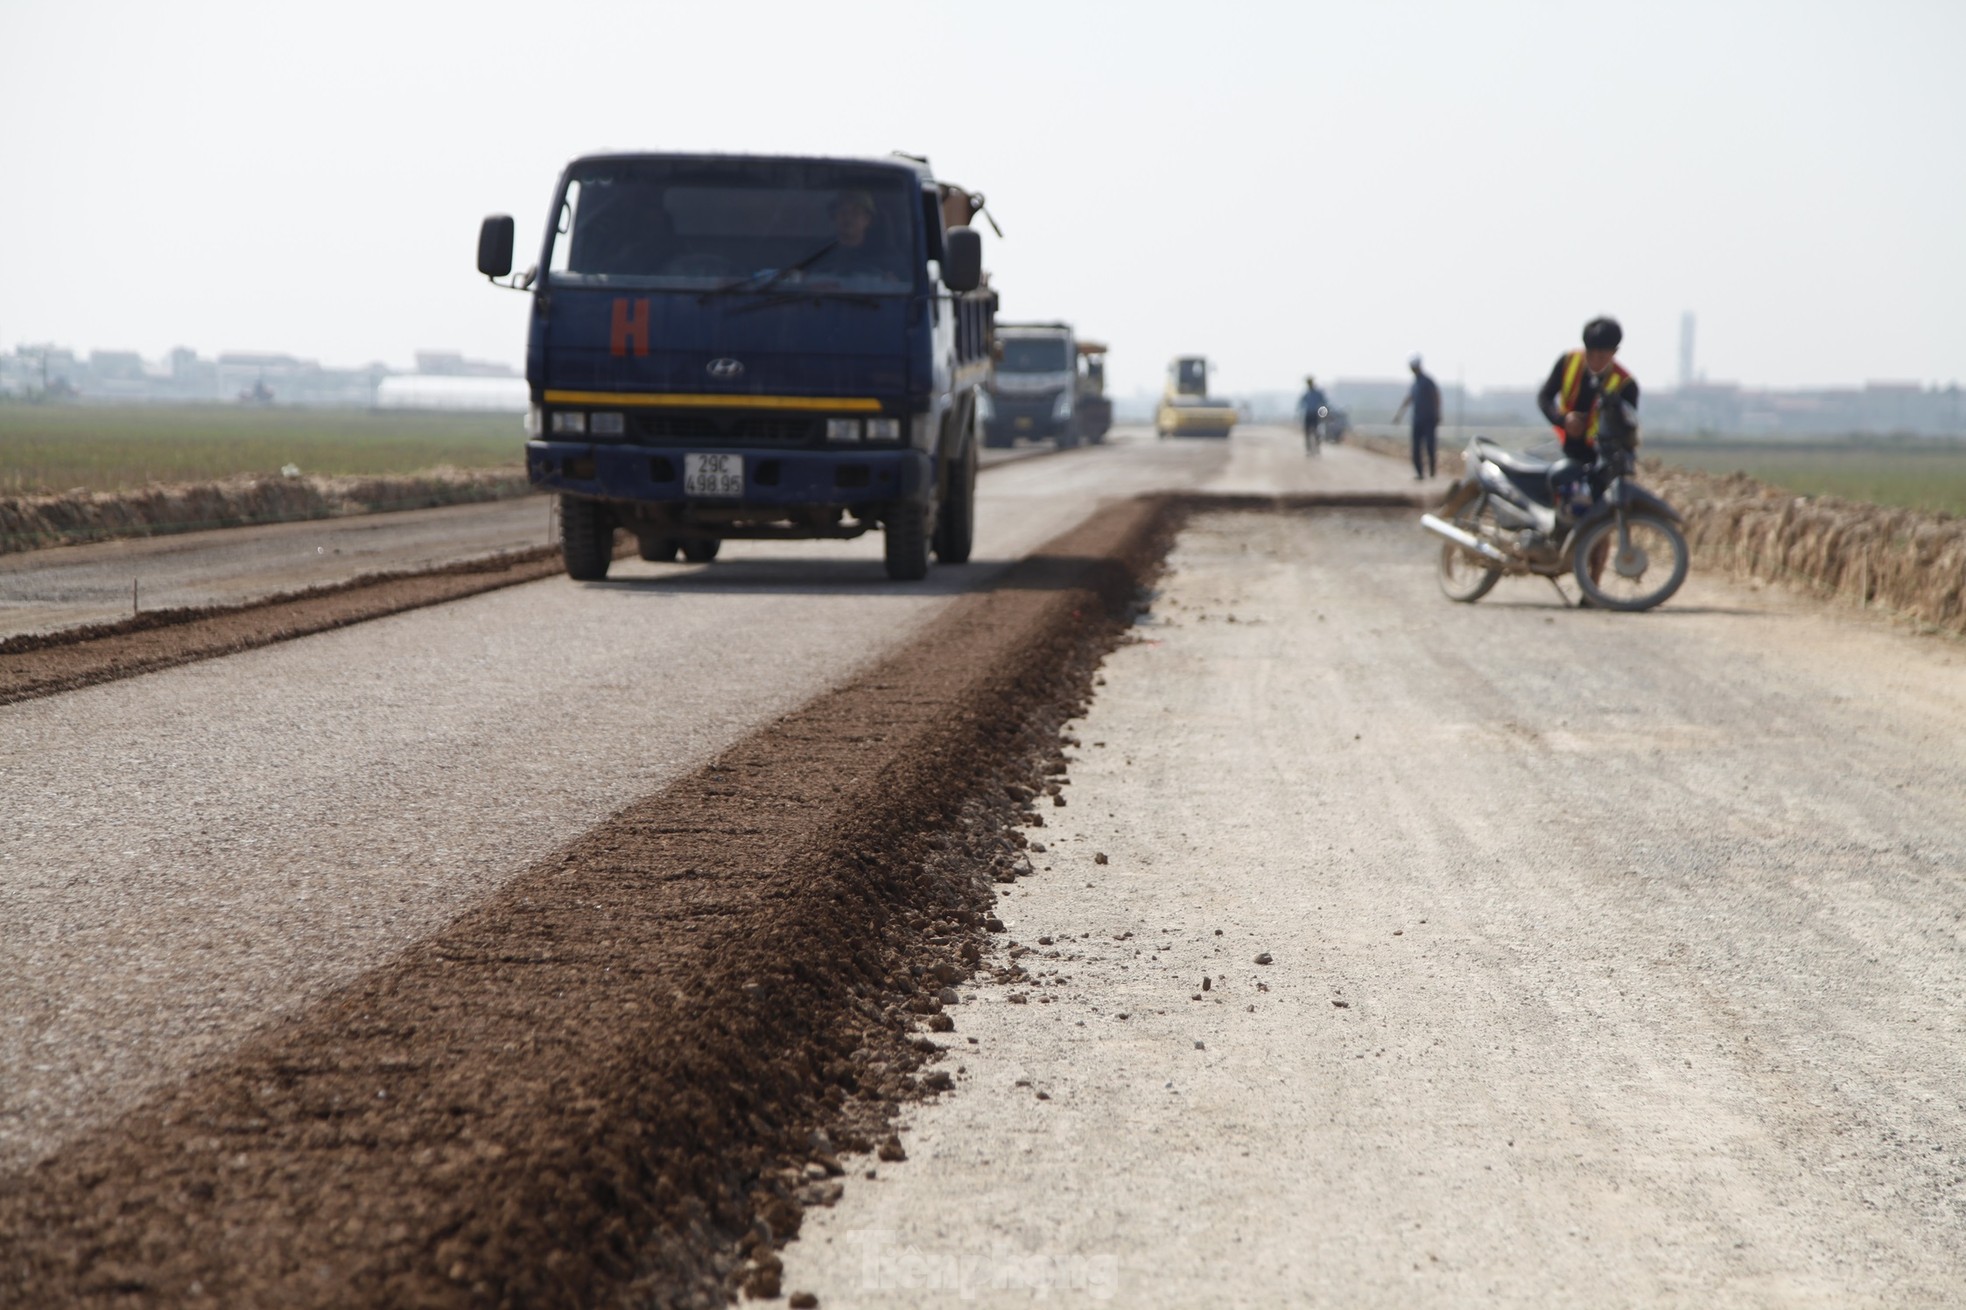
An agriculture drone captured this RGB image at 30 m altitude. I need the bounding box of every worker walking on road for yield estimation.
[1391,355,1441,480]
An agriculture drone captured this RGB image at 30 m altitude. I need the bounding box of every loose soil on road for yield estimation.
[0,497,1178,1309]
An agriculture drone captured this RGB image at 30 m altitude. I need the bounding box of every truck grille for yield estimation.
[631,413,821,446]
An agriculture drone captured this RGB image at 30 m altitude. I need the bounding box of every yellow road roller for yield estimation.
[1155,355,1237,438]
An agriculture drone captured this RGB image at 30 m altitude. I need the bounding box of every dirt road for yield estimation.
[12,425,1959,1305]
[783,491,1966,1306]
[0,433,1231,1176]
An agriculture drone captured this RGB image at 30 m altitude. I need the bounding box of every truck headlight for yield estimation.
[550,410,586,435]
[826,418,863,442]
[589,411,625,436]
[524,404,541,438]
[976,391,995,421]
[1051,391,1073,420]
[865,417,900,442]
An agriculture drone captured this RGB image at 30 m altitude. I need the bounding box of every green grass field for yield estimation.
[0,404,526,495]
[1651,439,1966,517]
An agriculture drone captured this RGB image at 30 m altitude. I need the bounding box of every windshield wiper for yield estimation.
[698,240,840,304]
[730,288,881,315]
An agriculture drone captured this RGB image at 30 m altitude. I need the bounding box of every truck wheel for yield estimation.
[638,536,680,563]
[883,504,931,581]
[934,441,976,564]
[680,538,721,564]
[561,495,613,581]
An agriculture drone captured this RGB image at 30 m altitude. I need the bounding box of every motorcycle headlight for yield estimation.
[1051,391,1073,420]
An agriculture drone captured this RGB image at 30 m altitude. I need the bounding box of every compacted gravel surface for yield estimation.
[0,434,1241,1173]
[784,501,1966,1307]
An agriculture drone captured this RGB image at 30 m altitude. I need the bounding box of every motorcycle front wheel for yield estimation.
[1437,504,1503,603]
[1572,513,1688,611]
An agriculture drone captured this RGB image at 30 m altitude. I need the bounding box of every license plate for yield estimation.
[683,453,744,498]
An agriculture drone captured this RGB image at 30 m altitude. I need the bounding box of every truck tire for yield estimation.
[883,503,932,581]
[637,535,680,563]
[681,538,721,564]
[561,495,613,581]
[934,440,976,564]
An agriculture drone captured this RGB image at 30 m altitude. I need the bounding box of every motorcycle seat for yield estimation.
[1474,439,1554,475]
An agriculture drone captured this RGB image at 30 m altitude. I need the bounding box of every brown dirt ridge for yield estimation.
[0,496,1180,1309]
[0,546,565,706]
[0,467,534,555]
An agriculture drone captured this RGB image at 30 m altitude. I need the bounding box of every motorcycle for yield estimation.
[1304,405,1331,455]
[1419,411,1689,611]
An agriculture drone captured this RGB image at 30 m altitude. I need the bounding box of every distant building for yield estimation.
[414,350,517,378]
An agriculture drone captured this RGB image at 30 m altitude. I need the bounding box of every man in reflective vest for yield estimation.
[1538,317,1639,464]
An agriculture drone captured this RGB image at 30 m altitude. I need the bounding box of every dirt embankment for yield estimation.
[0,466,534,555]
[1353,433,1966,636]
[0,497,1177,1309]
[1646,465,1966,633]
[0,546,568,706]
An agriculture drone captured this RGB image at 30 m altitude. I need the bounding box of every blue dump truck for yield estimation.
[476,153,996,581]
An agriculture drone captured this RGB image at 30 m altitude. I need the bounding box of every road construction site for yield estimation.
[4,428,1963,1308]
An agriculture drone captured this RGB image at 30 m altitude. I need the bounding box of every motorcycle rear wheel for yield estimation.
[1437,505,1503,603]
[1572,513,1688,611]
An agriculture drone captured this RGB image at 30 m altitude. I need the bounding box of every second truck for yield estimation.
[980,322,1111,449]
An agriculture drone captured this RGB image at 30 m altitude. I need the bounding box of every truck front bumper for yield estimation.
[528,440,932,515]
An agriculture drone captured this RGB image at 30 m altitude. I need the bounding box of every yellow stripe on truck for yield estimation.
[543,390,883,413]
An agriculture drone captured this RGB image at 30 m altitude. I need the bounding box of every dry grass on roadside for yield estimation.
[0,404,524,494]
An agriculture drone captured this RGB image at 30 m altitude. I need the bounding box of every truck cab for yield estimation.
[982,322,1078,449]
[476,152,995,581]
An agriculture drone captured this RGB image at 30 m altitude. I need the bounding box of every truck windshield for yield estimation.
[999,339,1071,373]
[548,160,917,293]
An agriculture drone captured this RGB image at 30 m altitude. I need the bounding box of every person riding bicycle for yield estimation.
[1537,317,1640,516]
[1298,375,1331,446]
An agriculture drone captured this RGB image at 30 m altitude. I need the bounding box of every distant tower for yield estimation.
[1679,312,1696,389]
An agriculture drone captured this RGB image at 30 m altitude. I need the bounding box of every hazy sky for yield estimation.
[4,0,1961,397]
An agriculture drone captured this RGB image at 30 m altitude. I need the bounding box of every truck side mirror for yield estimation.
[477,215,515,279]
[942,226,981,292]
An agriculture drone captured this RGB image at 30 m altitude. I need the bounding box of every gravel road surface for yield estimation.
[784,499,1966,1305]
[0,444,1054,639]
[0,433,1241,1172]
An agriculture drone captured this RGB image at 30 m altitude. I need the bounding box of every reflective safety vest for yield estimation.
[1556,350,1631,442]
